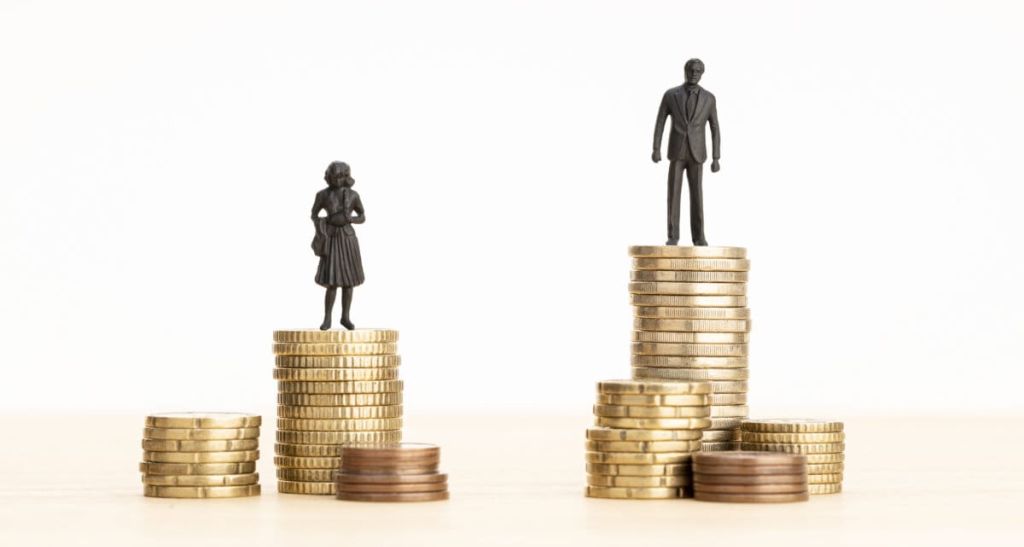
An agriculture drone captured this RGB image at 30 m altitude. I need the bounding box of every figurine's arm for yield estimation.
[709,97,721,172]
[349,195,366,225]
[652,92,669,163]
[311,193,324,221]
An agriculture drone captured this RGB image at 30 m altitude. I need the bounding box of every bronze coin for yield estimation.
[335,472,448,484]
[694,451,806,467]
[693,473,807,485]
[696,482,807,494]
[335,490,450,502]
[694,491,809,503]
[336,481,448,494]
[693,464,806,475]
[340,465,439,475]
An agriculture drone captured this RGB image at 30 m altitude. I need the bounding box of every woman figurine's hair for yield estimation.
[324,161,351,185]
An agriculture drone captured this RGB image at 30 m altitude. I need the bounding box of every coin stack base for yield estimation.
[273,329,404,495]
[628,246,751,450]
[693,451,809,503]
[140,412,262,499]
[586,380,711,499]
[335,443,449,502]
[740,419,845,494]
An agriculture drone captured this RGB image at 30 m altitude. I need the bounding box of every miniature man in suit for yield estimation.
[652,58,721,246]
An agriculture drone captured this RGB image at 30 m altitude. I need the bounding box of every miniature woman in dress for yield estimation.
[311,161,365,330]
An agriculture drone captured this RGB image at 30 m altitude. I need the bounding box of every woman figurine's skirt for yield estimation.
[315,225,365,288]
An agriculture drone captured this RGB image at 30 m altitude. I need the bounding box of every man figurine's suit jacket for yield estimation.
[654,85,721,163]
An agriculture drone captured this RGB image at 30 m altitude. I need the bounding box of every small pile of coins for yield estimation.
[335,443,449,502]
[273,329,403,495]
[628,246,751,450]
[740,419,845,494]
[693,451,809,503]
[140,412,262,499]
[585,380,711,499]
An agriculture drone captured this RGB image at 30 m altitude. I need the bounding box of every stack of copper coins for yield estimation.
[692,451,809,503]
[335,443,449,502]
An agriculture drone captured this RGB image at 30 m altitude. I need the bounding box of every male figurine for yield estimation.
[652,58,721,246]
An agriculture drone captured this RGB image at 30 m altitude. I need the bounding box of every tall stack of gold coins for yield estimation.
[585,380,711,499]
[272,329,403,495]
[628,246,750,451]
[140,412,262,499]
[740,419,845,494]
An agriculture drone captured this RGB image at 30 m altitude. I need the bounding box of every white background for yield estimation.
[1,0,1022,416]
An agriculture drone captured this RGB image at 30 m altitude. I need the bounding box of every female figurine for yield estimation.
[311,161,365,330]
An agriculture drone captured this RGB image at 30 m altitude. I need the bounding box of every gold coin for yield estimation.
[741,442,845,454]
[631,331,750,345]
[585,428,703,442]
[629,374,748,394]
[585,451,695,465]
[709,417,744,430]
[630,294,748,307]
[279,380,406,397]
[708,393,747,405]
[142,450,260,464]
[809,483,843,495]
[277,381,402,400]
[632,258,750,271]
[630,270,748,283]
[275,369,399,382]
[142,473,259,487]
[633,306,751,320]
[740,419,844,433]
[277,429,402,444]
[280,403,407,419]
[807,473,844,484]
[742,431,846,443]
[628,282,746,296]
[145,413,261,429]
[632,355,748,368]
[595,417,713,430]
[277,480,335,495]
[585,485,682,499]
[277,405,403,420]
[628,246,747,259]
[585,440,703,453]
[597,380,711,395]
[631,343,748,357]
[275,355,401,368]
[595,393,708,407]
[276,437,403,457]
[273,329,399,343]
[593,404,710,419]
[709,405,750,418]
[273,455,341,468]
[586,463,689,476]
[805,453,845,464]
[272,342,397,356]
[701,441,741,452]
[701,430,742,442]
[587,474,690,488]
[808,462,845,474]
[633,318,750,333]
[143,484,260,499]
[276,468,337,482]
[277,418,403,433]
[139,461,257,476]
[631,366,749,380]
[143,427,260,441]
[142,438,258,452]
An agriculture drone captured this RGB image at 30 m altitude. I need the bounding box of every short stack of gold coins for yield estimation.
[140,412,262,499]
[629,245,751,451]
[585,380,712,499]
[272,329,403,495]
[335,443,449,502]
[740,419,845,494]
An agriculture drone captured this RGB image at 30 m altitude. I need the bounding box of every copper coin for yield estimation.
[335,490,450,502]
[694,451,806,467]
[693,464,806,475]
[694,491,809,503]
[340,465,439,475]
[336,481,448,494]
[696,482,807,494]
[335,472,448,484]
[693,473,806,485]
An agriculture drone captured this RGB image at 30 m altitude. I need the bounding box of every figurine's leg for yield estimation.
[320,287,337,331]
[687,164,707,246]
[667,161,683,245]
[340,286,355,331]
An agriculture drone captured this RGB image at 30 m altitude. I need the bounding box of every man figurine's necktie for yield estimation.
[685,88,698,121]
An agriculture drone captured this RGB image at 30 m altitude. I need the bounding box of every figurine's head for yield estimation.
[684,58,704,86]
[325,161,354,188]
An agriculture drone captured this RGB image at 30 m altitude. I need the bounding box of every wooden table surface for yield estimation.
[0,414,1021,546]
